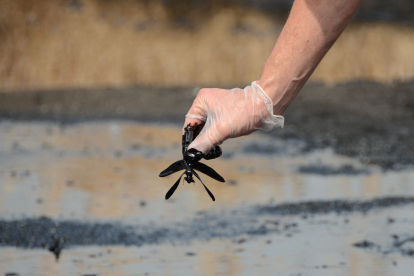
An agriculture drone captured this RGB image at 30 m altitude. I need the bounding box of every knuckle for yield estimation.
[198,88,209,97]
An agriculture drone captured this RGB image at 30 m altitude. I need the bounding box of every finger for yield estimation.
[188,131,214,154]
[182,89,209,133]
[188,115,228,154]
[182,116,205,134]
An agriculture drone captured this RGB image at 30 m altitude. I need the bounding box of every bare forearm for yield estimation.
[257,0,363,115]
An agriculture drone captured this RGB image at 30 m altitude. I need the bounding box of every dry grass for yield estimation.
[1,0,414,92]
[314,23,414,85]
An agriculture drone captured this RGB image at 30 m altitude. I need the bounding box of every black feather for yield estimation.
[165,173,184,200]
[193,170,215,201]
[159,160,186,177]
[192,162,225,182]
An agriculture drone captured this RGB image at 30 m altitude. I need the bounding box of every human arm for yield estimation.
[185,0,364,153]
[257,0,364,114]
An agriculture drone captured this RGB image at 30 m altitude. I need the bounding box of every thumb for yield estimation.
[185,88,228,154]
[189,113,227,154]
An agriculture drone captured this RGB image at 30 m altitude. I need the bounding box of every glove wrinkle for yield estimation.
[243,86,249,100]
[183,81,284,153]
[185,114,207,122]
[224,97,235,139]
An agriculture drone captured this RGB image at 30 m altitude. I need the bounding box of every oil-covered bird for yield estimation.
[159,123,225,201]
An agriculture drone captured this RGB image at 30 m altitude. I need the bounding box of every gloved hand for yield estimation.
[183,81,284,154]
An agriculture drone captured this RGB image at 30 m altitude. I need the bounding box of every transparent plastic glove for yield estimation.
[183,81,284,154]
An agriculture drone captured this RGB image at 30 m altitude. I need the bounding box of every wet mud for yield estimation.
[0,86,195,123]
[2,197,414,260]
[1,81,414,170]
[298,164,370,175]
[353,236,414,258]
[1,84,414,274]
[276,81,414,170]
[254,197,414,216]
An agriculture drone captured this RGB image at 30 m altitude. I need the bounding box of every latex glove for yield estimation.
[183,81,284,154]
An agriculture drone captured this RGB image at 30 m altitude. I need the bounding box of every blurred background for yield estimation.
[1,0,414,91]
[1,1,414,275]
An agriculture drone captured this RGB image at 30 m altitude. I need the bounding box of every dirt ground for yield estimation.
[1,80,414,169]
[0,81,414,275]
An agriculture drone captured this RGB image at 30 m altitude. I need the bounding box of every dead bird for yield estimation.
[159,123,225,201]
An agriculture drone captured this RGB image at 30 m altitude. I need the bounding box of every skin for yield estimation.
[185,0,364,152]
[257,0,364,115]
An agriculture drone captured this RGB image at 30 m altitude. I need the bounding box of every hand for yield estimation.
[183,81,284,154]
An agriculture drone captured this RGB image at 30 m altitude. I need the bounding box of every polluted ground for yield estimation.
[2,0,414,275]
[1,81,414,275]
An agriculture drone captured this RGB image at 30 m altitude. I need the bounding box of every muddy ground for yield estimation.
[2,197,414,253]
[2,81,414,169]
[1,81,414,275]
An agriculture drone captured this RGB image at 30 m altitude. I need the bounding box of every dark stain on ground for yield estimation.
[48,236,65,260]
[353,240,378,249]
[0,86,195,123]
[0,217,158,259]
[390,236,414,256]
[354,235,414,256]
[243,143,281,154]
[1,82,414,169]
[388,217,396,224]
[298,165,370,175]
[1,197,414,259]
[255,197,414,216]
[277,81,414,170]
